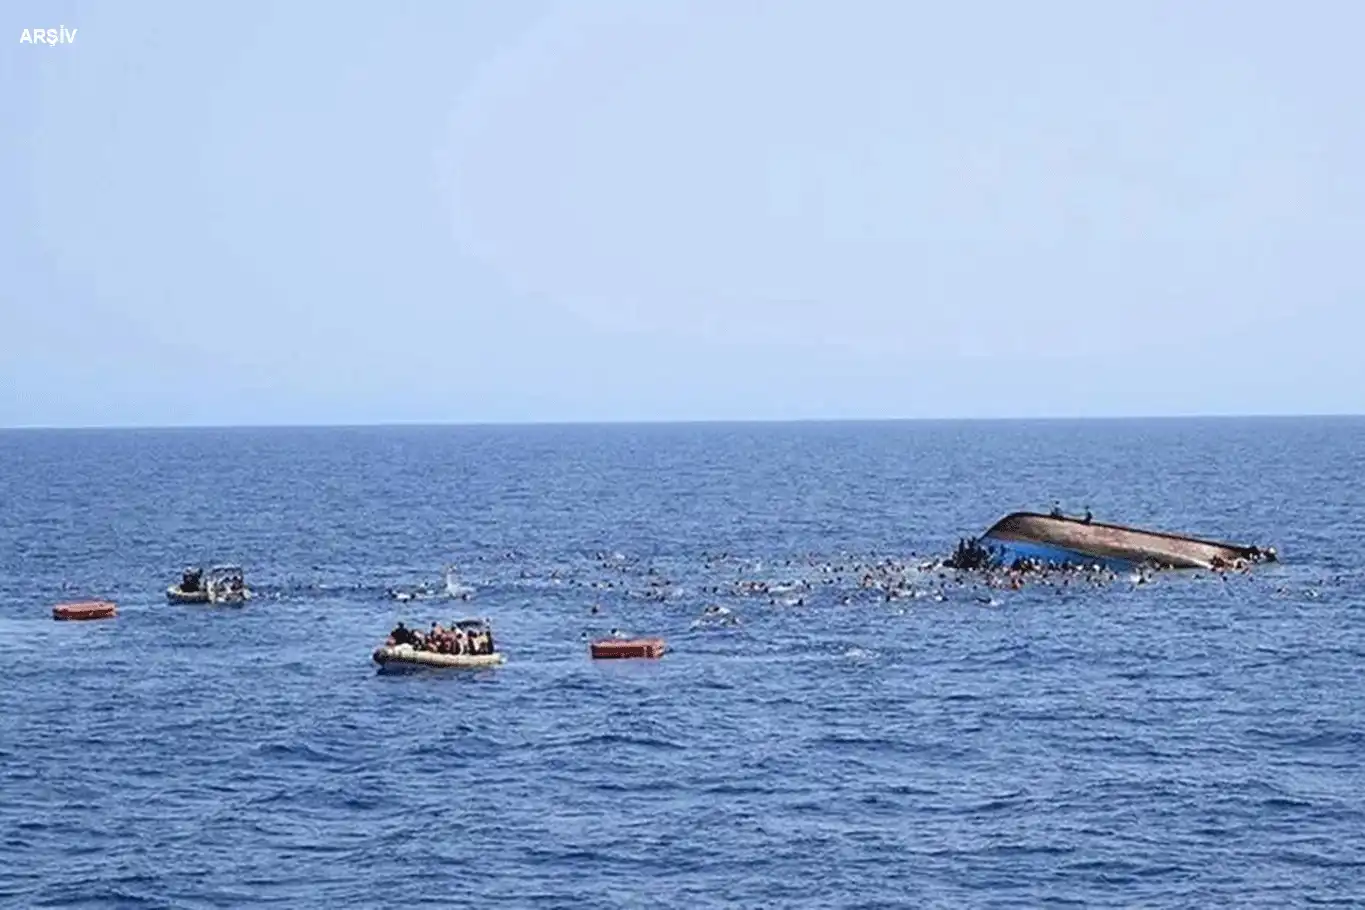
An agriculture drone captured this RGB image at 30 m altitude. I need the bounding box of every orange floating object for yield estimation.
[52,601,117,621]
[590,637,666,660]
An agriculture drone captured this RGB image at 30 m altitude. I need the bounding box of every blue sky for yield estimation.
[3,1,1363,427]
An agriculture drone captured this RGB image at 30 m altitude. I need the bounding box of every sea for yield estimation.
[1,418,1362,908]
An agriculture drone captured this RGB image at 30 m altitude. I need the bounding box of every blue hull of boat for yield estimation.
[979,535,1139,571]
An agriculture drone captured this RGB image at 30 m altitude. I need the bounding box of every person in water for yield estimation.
[1050,501,1064,518]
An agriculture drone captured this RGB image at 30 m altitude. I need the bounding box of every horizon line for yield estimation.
[2,412,1362,432]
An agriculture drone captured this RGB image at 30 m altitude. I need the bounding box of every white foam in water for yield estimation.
[443,566,475,598]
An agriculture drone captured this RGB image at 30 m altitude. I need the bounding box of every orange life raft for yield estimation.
[53,601,118,621]
[590,637,666,660]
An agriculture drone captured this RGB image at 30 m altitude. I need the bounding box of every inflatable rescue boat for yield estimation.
[372,643,506,671]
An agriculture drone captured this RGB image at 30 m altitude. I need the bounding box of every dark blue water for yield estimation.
[2,419,1363,908]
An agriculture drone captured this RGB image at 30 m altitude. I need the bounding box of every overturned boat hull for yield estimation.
[372,644,506,672]
[979,512,1267,570]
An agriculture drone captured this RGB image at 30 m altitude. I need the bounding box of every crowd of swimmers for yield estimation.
[945,537,998,571]
[367,508,1281,651]
[386,620,496,655]
[1211,548,1277,571]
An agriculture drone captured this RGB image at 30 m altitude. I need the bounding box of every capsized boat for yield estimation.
[961,511,1276,571]
[372,617,504,672]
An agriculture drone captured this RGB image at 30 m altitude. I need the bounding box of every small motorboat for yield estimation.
[372,617,504,672]
[53,601,117,621]
[590,637,666,660]
[206,565,251,603]
[167,565,252,605]
[166,566,210,604]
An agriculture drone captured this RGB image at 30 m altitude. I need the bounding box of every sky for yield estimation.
[2,0,1364,427]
